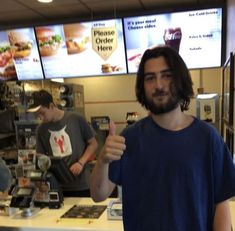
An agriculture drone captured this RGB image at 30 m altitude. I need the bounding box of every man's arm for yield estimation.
[213,200,232,231]
[70,137,98,175]
[78,137,98,165]
[90,158,116,202]
[90,121,126,202]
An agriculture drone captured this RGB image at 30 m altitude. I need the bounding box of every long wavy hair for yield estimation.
[135,46,194,111]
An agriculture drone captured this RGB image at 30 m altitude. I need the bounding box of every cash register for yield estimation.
[10,185,39,217]
[9,155,64,216]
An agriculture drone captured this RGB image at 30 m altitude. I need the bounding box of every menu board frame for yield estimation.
[0,4,225,81]
[123,6,224,73]
[34,18,128,79]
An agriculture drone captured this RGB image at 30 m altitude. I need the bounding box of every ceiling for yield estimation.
[0,0,225,29]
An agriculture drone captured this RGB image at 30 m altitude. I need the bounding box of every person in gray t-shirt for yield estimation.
[28,90,98,197]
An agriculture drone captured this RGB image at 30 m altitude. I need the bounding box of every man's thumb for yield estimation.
[109,120,116,136]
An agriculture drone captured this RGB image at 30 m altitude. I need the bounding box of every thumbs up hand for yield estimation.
[109,120,116,136]
[99,121,126,164]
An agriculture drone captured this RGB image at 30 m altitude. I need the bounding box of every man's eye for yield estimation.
[144,74,155,82]
[162,72,173,78]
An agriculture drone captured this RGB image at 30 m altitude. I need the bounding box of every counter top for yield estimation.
[1,198,235,231]
[0,197,123,231]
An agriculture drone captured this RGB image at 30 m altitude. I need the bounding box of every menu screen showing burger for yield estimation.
[35,19,127,78]
[124,7,222,73]
[0,31,17,81]
[6,28,44,81]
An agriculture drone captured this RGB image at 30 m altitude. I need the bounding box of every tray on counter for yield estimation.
[60,204,107,219]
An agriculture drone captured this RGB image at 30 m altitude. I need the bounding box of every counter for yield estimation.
[1,198,235,230]
[0,197,123,231]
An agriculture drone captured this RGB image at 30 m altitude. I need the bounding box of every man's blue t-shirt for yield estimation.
[109,116,235,231]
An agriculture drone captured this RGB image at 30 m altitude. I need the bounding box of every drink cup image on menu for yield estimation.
[163,27,182,52]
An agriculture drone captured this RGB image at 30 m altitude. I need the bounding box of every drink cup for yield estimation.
[163,27,182,52]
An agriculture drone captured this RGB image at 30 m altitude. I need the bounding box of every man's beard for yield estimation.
[145,89,180,115]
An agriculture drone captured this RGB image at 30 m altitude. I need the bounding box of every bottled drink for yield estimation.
[163,27,182,52]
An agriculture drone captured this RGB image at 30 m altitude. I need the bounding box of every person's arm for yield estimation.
[78,137,98,166]
[90,157,116,202]
[76,115,98,166]
[90,121,126,202]
[213,200,232,231]
[0,157,12,192]
[70,137,98,175]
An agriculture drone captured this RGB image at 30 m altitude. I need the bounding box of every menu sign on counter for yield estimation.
[0,31,17,81]
[7,28,44,81]
[124,8,222,72]
[36,19,127,79]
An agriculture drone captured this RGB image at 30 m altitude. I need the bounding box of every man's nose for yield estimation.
[154,76,164,89]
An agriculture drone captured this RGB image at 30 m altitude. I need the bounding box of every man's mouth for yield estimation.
[152,90,168,97]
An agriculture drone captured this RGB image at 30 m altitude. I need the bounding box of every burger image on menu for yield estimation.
[0,42,17,80]
[8,30,33,59]
[35,27,62,57]
[63,23,90,54]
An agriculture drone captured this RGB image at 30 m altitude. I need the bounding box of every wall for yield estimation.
[65,67,221,134]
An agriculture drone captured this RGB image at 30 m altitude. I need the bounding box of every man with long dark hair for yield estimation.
[90,46,235,231]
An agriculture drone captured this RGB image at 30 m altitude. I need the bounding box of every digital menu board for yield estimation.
[7,28,44,81]
[124,8,222,72]
[0,31,17,81]
[35,18,127,79]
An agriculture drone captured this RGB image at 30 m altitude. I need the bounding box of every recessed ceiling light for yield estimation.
[37,0,53,3]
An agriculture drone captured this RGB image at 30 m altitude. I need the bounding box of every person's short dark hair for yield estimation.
[135,46,194,111]
[27,90,54,113]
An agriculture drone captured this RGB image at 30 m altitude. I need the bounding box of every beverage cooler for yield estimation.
[58,84,85,116]
[196,93,220,131]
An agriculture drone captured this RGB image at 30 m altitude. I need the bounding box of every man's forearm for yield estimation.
[90,159,115,202]
[79,137,98,165]
[213,200,232,231]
